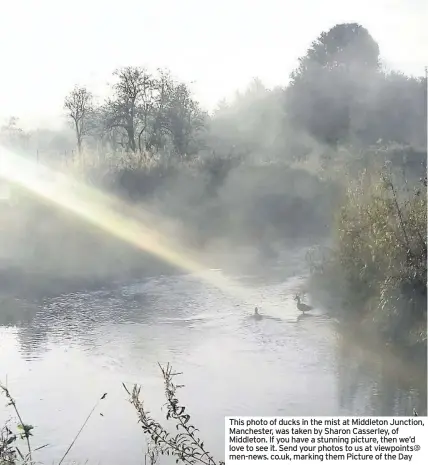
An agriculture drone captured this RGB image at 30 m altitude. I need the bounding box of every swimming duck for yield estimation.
[294,295,313,313]
[253,307,263,320]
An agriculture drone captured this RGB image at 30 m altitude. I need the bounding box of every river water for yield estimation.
[0,248,426,465]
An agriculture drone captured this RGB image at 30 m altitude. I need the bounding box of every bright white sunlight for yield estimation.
[0,1,426,465]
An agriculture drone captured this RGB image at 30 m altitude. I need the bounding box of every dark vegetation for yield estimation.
[0,24,426,343]
[308,160,426,350]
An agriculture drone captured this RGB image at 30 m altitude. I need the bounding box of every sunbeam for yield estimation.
[0,147,289,317]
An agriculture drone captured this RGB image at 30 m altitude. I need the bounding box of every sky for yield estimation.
[0,0,426,129]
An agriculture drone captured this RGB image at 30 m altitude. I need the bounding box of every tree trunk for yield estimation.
[127,125,137,152]
[74,120,82,155]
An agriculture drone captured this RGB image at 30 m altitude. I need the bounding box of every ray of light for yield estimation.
[1,148,292,316]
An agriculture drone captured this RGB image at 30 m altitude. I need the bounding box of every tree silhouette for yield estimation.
[286,23,380,145]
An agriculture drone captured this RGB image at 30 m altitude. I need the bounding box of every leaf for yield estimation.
[35,443,49,451]
[17,424,34,435]
[16,446,25,460]
[6,434,17,444]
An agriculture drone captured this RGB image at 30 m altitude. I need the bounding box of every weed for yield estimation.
[123,363,224,465]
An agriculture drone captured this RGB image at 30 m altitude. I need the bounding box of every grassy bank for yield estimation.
[309,160,427,349]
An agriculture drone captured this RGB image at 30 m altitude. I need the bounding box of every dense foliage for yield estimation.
[335,165,426,344]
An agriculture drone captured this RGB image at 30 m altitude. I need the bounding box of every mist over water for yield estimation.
[1,246,425,465]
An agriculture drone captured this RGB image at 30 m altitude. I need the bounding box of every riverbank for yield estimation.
[308,253,427,357]
[307,158,427,352]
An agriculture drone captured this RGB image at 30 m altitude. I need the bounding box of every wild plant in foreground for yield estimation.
[144,439,161,465]
[1,382,106,465]
[124,363,224,465]
[57,392,108,465]
[1,366,422,465]
[1,420,20,464]
[0,384,35,465]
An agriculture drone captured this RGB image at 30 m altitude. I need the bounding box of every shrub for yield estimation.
[334,164,426,344]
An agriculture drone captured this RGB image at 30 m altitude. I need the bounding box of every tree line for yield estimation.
[1,22,425,168]
[58,22,426,166]
[64,67,207,163]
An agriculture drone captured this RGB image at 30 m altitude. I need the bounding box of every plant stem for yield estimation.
[0,385,32,463]
[58,394,105,465]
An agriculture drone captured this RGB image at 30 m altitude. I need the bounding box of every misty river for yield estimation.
[0,247,426,465]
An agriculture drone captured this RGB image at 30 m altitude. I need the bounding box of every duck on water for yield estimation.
[253,307,263,320]
[251,295,313,320]
[294,295,313,314]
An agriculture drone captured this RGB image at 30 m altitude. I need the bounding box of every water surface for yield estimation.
[1,249,426,464]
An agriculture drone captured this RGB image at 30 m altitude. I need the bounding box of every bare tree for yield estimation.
[64,86,94,155]
[103,67,152,155]
[102,66,206,164]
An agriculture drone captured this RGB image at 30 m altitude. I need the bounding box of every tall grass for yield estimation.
[310,162,427,347]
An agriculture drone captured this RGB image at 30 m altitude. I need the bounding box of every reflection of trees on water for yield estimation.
[0,296,39,327]
[16,324,49,361]
[2,277,199,358]
[335,332,427,416]
[0,297,48,360]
